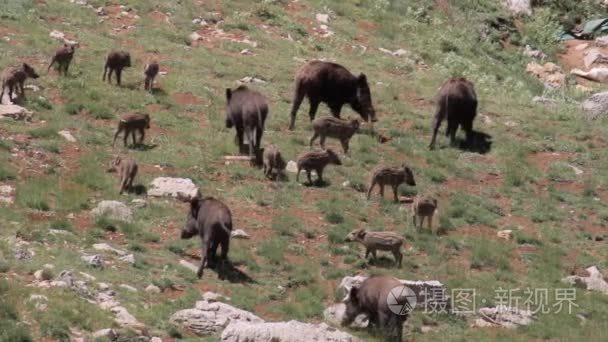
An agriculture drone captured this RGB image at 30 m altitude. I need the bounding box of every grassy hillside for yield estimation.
[1,0,608,341]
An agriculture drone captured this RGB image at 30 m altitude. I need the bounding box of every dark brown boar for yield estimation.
[262,144,287,180]
[367,165,416,202]
[288,60,376,130]
[342,276,410,342]
[310,116,360,154]
[225,85,268,163]
[144,61,159,92]
[48,44,76,76]
[296,148,341,184]
[0,63,40,104]
[180,196,232,278]
[107,156,138,194]
[429,78,477,150]
[112,113,150,147]
[103,50,132,86]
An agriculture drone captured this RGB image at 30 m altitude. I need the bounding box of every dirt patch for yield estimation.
[172,92,202,106]
[103,5,139,35]
[527,151,574,173]
[559,40,608,86]
[148,10,169,24]
[357,20,378,33]
[145,104,167,113]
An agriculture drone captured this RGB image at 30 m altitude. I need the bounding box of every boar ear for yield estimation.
[357,73,367,84]
[225,88,232,101]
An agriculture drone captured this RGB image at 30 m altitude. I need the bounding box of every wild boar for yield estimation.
[345,228,404,266]
[343,276,410,342]
[103,50,131,86]
[180,196,233,278]
[107,156,138,194]
[262,144,287,180]
[412,196,438,232]
[429,78,477,150]
[310,116,360,154]
[367,165,416,202]
[48,44,76,76]
[225,85,268,164]
[296,149,342,184]
[288,60,376,130]
[0,63,40,103]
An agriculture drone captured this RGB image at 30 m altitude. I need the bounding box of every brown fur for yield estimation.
[144,61,159,92]
[48,44,76,76]
[296,149,342,184]
[262,144,286,180]
[107,156,138,194]
[367,165,416,202]
[0,63,40,104]
[288,60,376,130]
[310,116,360,154]
[112,113,150,147]
[412,196,438,232]
[343,276,410,342]
[181,196,232,278]
[103,50,132,86]
[225,85,268,164]
[429,77,477,150]
[345,229,404,266]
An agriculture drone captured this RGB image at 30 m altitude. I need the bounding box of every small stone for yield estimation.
[231,229,250,239]
[119,284,137,292]
[119,254,135,264]
[58,130,76,142]
[576,43,590,51]
[79,272,96,281]
[49,30,65,40]
[240,49,253,55]
[316,13,330,24]
[203,291,230,302]
[497,230,513,240]
[145,284,161,293]
[97,282,111,291]
[92,329,118,340]
[91,200,133,222]
[82,254,104,268]
[131,199,147,208]
[179,259,198,273]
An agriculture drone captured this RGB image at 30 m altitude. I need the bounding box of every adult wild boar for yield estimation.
[343,276,411,342]
[180,196,233,278]
[429,78,478,150]
[225,85,268,163]
[288,61,376,130]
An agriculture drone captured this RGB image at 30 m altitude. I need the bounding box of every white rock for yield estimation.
[497,230,513,240]
[49,30,65,40]
[562,266,608,295]
[584,49,608,69]
[96,7,107,16]
[119,254,135,264]
[202,291,230,302]
[111,306,145,329]
[24,84,40,92]
[189,32,203,44]
[286,160,298,173]
[91,200,133,222]
[145,284,161,293]
[57,130,76,142]
[576,43,590,51]
[240,49,253,55]
[239,76,267,84]
[98,282,111,291]
[501,0,531,15]
[79,272,96,281]
[581,91,608,120]
[92,329,118,340]
[572,68,608,84]
[81,254,104,268]
[596,35,608,47]
[170,300,263,335]
[323,303,369,328]
[147,177,200,198]
[179,259,199,273]
[93,243,127,256]
[221,320,359,342]
[231,229,250,239]
[316,13,330,24]
[119,284,137,292]
[131,198,147,208]
[523,45,546,59]
[0,104,33,121]
[567,164,584,175]
[475,305,534,329]
[150,338,162,342]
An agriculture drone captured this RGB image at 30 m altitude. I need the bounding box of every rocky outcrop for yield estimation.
[562,266,608,295]
[474,305,535,329]
[170,300,263,335]
[221,320,359,342]
[526,62,565,88]
[581,91,608,120]
[147,177,200,198]
[91,200,133,222]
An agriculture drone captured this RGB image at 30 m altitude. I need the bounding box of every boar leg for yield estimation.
[139,127,145,144]
[308,99,320,122]
[235,127,245,154]
[198,236,210,278]
[379,184,384,198]
[429,109,444,150]
[289,88,305,130]
[340,139,349,154]
[306,170,313,184]
[319,135,326,150]
[116,68,122,86]
[366,181,376,200]
[392,249,402,267]
[315,167,323,184]
[392,184,399,202]
[412,213,417,229]
[428,215,433,232]
[296,167,301,182]
[309,131,319,148]
[364,248,371,259]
